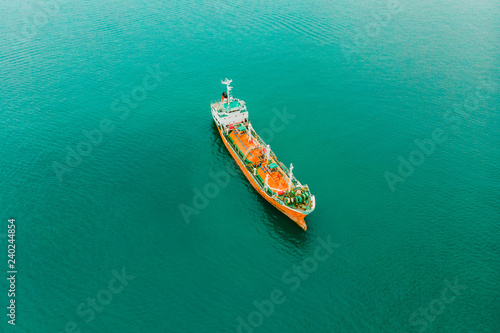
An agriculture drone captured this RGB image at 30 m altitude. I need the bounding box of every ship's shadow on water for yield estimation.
[210,124,312,248]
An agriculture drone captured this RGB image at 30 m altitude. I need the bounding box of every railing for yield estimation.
[211,100,236,112]
[230,125,312,209]
[247,126,303,187]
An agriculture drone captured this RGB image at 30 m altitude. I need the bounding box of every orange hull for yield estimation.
[217,126,308,230]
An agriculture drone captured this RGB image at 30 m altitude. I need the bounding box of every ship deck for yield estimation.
[228,128,289,192]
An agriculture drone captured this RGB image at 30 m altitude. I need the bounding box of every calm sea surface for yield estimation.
[0,0,499,332]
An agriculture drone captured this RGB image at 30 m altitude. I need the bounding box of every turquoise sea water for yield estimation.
[1,0,499,332]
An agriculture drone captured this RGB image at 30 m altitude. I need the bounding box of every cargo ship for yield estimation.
[211,79,315,230]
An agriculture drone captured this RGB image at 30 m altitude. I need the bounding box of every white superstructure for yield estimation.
[211,79,248,129]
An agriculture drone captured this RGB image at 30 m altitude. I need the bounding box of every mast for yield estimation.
[288,163,294,191]
[221,78,233,104]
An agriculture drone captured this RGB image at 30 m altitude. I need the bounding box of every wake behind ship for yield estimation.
[211,79,315,230]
